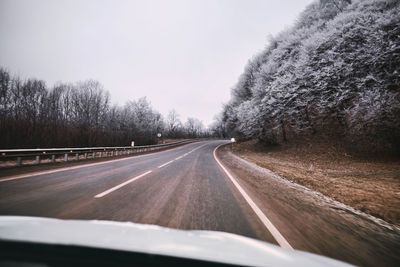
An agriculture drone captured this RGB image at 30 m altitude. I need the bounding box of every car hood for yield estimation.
[0,216,352,267]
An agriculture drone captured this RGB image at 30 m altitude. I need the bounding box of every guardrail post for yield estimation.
[51,155,55,163]
[64,153,68,162]
[35,156,40,164]
[75,153,79,161]
[84,152,87,159]
[17,157,22,166]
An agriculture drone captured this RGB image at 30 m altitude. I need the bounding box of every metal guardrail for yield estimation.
[0,140,195,167]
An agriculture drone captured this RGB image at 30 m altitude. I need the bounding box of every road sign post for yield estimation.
[157,133,162,144]
[230,138,236,152]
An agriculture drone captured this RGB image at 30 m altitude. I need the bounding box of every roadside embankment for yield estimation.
[227,140,400,226]
[216,143,400,267]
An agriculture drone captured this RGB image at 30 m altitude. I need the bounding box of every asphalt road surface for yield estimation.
[0,141,276,244]
[0,140,399,266]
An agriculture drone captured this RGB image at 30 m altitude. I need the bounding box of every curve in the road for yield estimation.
[0,141,278,246]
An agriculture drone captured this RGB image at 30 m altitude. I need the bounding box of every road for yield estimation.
[0,140,399,266]
[0,141,276,244]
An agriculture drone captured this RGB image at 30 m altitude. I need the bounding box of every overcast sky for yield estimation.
[0,0,314,126]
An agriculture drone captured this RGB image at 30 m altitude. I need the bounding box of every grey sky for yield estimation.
[0,0,314,126]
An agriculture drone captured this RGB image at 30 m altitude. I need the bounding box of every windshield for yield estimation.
[0,0,399,267]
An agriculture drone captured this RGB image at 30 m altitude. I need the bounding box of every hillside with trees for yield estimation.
[218,0,400,155]
[0,68,209,148]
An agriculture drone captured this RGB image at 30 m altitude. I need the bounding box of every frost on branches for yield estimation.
[218,0,400,154]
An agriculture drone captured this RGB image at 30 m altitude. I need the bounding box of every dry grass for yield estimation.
[233,139,400,225]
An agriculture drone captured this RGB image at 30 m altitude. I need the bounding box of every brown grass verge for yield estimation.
[232,139,400,225]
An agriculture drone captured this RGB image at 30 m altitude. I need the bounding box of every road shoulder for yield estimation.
[216,144,400,267]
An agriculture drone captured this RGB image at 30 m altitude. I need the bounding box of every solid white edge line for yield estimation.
[213,144,293,250]
[0,142,201,183]
[158,160,174,168]
[94,170,152,198]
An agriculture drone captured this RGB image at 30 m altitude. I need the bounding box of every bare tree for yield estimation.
[184,117,204,138]
[165,109,181,137]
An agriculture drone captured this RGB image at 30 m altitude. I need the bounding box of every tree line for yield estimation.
[0,68,210,148]
[216,0,400,155]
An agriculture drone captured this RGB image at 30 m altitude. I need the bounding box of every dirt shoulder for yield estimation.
[230,140,400,226]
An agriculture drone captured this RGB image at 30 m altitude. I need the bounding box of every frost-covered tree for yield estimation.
[184,117,204,138]
[0,68,210,148]
[165,109,182,138]
[218,0,400,154]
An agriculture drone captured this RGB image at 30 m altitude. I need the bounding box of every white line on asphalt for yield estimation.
[0,142,199,183]
[94,170,152,198]
[157,143,209,169]
[187,143,209,154]
[213,144,293,250]
[158,160,174,168]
